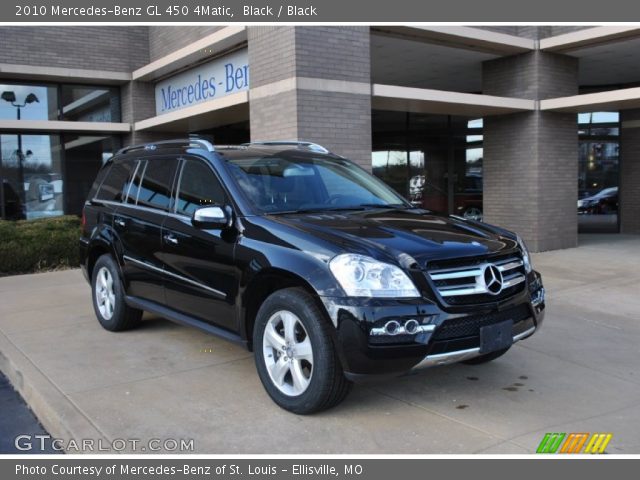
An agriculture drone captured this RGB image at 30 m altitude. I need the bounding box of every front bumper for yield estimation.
[321,271,545,380]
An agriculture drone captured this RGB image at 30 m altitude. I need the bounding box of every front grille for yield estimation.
[433,303,531,341]
[427,252,526,305]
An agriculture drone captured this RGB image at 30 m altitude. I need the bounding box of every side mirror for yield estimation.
[191,205,231,229]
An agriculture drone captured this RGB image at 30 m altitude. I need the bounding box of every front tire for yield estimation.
[91,254,142,332]
[253,288,352,414]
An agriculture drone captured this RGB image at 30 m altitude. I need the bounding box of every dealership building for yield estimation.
[1,25,639,251]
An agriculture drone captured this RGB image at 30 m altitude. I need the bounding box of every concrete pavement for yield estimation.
[0,234,639,454]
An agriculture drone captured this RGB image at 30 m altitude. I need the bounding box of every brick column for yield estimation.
[620,110,640,234]
[120,81,168,146]
[248,27,372,169]
[482,50,579,251]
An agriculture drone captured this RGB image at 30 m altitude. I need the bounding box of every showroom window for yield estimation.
[1,82,120,123]
[577,112,620,234]
[0,134,121,220]
[59,85,121,123]
[0,82,122,220]
[372,111,484,221]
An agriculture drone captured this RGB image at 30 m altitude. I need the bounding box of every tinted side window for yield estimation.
[124,160,146,205]
[136,158,179,211]
[96,160,136,202]
[87,163,112,200]
[176,159,226,216]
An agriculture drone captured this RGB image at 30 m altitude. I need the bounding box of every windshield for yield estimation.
[595,187,617,198]
[224,154,410,214]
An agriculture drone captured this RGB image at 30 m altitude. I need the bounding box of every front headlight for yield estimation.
[329,254,420,298]
[517,235,533,273]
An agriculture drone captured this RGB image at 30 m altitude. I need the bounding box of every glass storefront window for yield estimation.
[0,134,63,219]
[577,112,619,124]
[577,112,620,233]
[0,133,120,220]
[61,134,120,216]
[0,82,122,221]
[372,111,483,220]
[0,84,58,121]
[1,82,121,123]
[60,85,121,123]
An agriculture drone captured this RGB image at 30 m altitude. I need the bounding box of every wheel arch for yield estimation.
[241,268,329,352]
[86,228,122,280]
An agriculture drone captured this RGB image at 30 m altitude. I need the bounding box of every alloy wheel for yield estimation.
[262,310,314,396]
[95,266,116,320]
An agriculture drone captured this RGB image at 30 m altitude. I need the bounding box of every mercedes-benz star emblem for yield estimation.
[484,264,504,295]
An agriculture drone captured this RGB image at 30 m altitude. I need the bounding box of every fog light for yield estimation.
[404,319,419,334]
[385,320,401,335]
[370,319,437,337]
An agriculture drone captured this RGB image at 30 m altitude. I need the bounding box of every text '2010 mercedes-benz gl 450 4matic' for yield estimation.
[80,137,546,414]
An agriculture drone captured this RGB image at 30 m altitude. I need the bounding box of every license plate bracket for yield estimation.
[479,320,513,354]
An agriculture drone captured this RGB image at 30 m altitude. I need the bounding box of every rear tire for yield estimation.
[253,288,352,414]
[462,347,510,365]
[91,254,142,332]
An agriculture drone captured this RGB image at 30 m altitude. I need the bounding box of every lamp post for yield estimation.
[1,90,39,220]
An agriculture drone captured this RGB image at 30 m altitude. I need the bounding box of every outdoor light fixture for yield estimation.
[1,91,39,106]
[1,91,16,103]
[24,93,39,104]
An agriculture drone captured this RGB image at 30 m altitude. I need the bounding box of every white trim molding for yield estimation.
[134,90,248,131]
[540,27,640,53]
[0,119,130,133]
[540,87,640,113]
[372,84,535,116]
[371,26,534,55]
[249,77,371,101]
[0,63,130,85]
[132,26,247,82]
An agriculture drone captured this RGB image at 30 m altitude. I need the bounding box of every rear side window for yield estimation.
[135,158,179,211]
[96,160,136,202]
[175,159,226,216]
[86,163,112,200]
[124,160,146,205]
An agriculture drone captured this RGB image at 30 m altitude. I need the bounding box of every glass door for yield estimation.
[577,112,620,233]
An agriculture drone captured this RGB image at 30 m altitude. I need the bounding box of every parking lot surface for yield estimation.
[0,234,639,454]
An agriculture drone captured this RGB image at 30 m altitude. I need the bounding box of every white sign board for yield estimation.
[155,48,249,115]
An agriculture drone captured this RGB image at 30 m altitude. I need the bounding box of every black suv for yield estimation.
[80,138,545,414]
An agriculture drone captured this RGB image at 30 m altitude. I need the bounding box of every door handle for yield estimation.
[114,217,126,228]
[164,233,179,245]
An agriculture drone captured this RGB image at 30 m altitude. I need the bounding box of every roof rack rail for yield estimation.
[243,140,330,154]
[116,137,216,156]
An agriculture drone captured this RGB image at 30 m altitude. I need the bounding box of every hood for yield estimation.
[266,208,517,268]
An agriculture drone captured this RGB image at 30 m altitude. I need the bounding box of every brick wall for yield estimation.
[250,90,299,141]
[121,81,155,124]
[620,110,640,233]
[148,26,223,61]
[248,27,372,169]
[297,90,372,168]
[483,51,578,100]
[547,26,591,38]
[248,27,297,88]
[483,51,579,251]
[294,27,370,82]
[0,26,148,72]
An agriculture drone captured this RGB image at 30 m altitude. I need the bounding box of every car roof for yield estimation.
[111,141,339,164]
